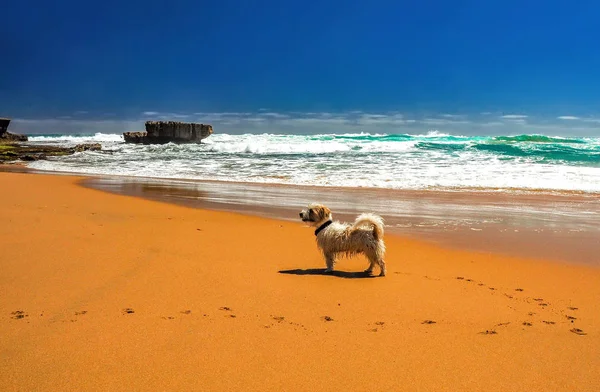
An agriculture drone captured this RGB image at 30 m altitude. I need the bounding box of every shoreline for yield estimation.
[81,174,600,266]
[2,165,599,266]
[1,171,599,391]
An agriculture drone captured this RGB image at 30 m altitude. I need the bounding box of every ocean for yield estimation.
[27,131,600,193]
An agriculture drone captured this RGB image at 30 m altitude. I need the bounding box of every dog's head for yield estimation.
[299,203,332,225]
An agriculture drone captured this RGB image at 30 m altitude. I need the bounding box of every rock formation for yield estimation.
[73,143,102,153]
[0,117,103,163]
[0,118,28,142]
[123,121,213,144]
[122,131,148,144]
[0,118,9,134]
[0,143,102,163]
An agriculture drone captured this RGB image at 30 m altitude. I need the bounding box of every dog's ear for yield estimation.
[316,206,331,221]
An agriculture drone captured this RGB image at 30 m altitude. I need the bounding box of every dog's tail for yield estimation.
[353,213,384,240]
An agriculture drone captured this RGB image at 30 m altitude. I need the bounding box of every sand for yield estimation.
[1,171,598,391]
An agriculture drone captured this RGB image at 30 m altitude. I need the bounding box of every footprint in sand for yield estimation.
[272,316,285,323]
[479,330,498,335]
[180,310,192,315]
[566,315,577,323]
[122,308,135,315]
[568,306,579,311]
[161,316,175,320]
[10,310,28,320]
[515,288,524,292]
[422,320,436,325]
[366,322,385,332]
[543,321,556,325]
[219,307,236,318]
[322,316,334,322]
[570,328,587,336]
[496,322,510,327]
[522,322,533,327]
[75,311,87,316]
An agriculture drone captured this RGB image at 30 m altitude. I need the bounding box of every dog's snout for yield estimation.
[299,212,303,217]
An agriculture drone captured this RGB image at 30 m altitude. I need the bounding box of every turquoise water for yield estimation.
[27,132,600,193]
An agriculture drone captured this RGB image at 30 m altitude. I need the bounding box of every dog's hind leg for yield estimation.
[364,251,377,275]
[324,253,336,273]
[364,257,376,275]
[377,258,386,277]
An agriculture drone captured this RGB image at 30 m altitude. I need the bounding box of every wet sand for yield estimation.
[82,175,600,265]
[1,171,599,391]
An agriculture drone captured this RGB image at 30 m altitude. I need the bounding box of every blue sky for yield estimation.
[2,0,600,135]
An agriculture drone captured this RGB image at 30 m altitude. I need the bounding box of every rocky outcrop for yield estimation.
[123,131,148,144]
[0,118,9,135]
[0,143,102,163]
[123,121,213,144]
[0,118,28,142]
[73,143,102,153]
[0,117,103,163]
[1,132,28,142]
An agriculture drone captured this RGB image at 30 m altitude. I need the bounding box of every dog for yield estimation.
[299,203,386,276]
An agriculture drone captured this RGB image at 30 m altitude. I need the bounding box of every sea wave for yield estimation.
[28,132,124,145]
[24,132,600,193]
[492,134,586,144]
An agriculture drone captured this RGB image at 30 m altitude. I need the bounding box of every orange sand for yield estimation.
[1,172,598,391]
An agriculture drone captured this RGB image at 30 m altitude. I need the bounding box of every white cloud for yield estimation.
[441,114,466,119]
[11,118,142,135]
[9,110,600,137]
[557,116,580,120]
[501,114,528,119]
[582,118,600,124]
[142,111,159,116]
[194,112,250,117]
[258,112,290,119]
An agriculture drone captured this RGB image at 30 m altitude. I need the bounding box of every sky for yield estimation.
[2,0,600,135]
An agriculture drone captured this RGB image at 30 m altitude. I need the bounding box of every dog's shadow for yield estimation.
[279,268,377,279]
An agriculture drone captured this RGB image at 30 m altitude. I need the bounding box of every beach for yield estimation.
[1,171,598,391]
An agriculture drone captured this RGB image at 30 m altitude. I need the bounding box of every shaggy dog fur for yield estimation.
[299,203,386,276]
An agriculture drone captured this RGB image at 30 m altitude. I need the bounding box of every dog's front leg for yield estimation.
[324,253,336,273]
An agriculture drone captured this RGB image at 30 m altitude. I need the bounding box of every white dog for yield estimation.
[299,203,386,276]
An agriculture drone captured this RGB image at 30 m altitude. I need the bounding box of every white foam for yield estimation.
[24,133,600,194]
[28,133,124,145]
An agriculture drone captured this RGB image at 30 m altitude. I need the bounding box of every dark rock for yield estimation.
[21,154,45,161]
[1,132,28,142]
[123,121,213,144]
[123,131,148,143]
[73,143,101,152]
[0,143,102,163]
[0,118,28,142]
[0,118,10,136]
